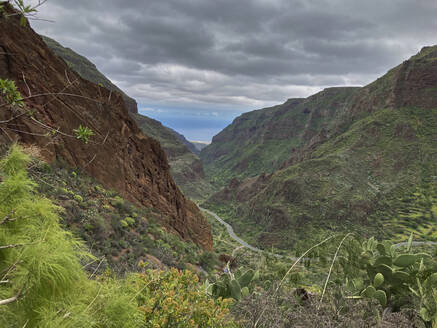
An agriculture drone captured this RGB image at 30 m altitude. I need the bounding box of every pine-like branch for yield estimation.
[0,243,24,249]
[0,294,19,306]
[0,210,15,225]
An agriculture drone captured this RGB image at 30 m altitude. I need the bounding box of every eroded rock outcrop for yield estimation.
[0,4,212,250]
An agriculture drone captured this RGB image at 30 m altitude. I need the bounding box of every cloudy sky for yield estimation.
[30,0,437,141]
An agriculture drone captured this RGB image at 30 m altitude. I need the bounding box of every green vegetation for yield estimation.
[28,151,207,273]
[0,145,237,327]
[0,139,434,328]
[73,125,94,143]
[0,0,42,27]
[203,209,436,327]
[201,46,437,252]
[340,235,437,324]
[204,106,437,250]
[210,268,259,301]
[3,3,437,326]
[0,78,23,106]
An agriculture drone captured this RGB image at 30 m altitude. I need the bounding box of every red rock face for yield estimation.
[347,46,437,120]
[0,5,212,250]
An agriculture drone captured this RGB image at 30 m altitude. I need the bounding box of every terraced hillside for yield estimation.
[203,46,437,250]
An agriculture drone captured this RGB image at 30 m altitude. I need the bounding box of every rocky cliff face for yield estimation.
[42,35,138,114]
[41,35,213,200]
[0,5,212,250]
[132,113,214,200]
[344,46,437,122]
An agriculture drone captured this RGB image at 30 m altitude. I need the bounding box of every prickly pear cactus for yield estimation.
[341,234,437,326]
[211,267,259,301]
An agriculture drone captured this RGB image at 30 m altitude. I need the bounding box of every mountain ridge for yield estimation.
[200,86,361,186]
[0,8,212,250]
[42,35,139,114]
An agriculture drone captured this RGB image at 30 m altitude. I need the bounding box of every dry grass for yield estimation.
[233,287,425,328]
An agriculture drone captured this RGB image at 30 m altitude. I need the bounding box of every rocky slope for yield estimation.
[169,127,200,155]
[0,5,212,250]
[132,113,215,200]
[203,46,437,249]
[42,34,213,200]
[42,35,138,114]
[29,157,208,273]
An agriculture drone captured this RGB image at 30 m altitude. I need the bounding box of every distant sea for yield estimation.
[139,106,244,141]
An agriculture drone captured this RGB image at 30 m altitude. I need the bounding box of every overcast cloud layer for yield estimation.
[29,0,437,139]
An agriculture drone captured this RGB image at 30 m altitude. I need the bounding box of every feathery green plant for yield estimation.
[73,125,94,144]
[0,145,90,326]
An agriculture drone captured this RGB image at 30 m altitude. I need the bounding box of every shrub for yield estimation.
[73,194,83,202]
[0,145,91,326]
[0,78,23,106]
[340,235,437,325]
[233,287,420,328]
[111,196,124,208]
[124,216,135,226]
[126,268,237,327]
[199,251,219,271]
[120,219,129,228]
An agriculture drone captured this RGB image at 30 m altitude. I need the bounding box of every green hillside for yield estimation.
[29,152,210,273]
[170,128,201,155]
[200,87,360,187]
[41,35,138,113]
[203,46,437,250]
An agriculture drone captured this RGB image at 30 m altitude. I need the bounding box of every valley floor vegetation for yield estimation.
[1,148,436,328]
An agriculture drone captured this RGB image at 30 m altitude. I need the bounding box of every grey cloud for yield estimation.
[29,0,437,111]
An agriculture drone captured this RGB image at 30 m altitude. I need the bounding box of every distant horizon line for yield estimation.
[189,140,211,144]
